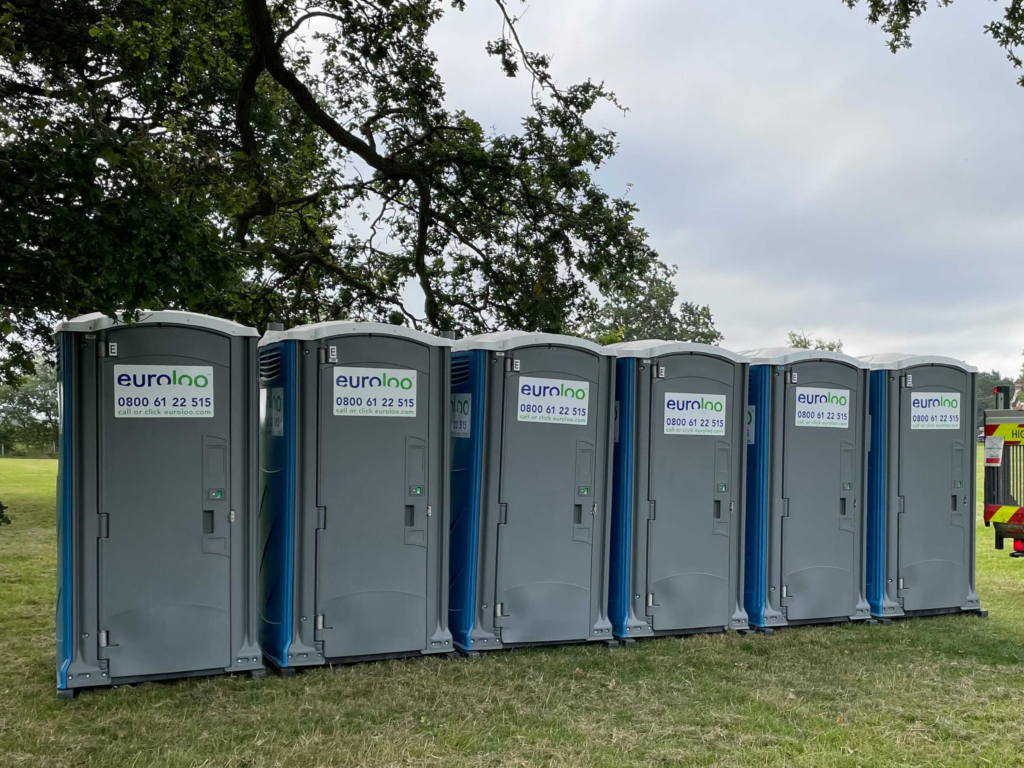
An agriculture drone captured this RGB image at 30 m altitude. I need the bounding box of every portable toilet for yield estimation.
[54,311,264,698]
[449,331,616,651]
[859,353,982,619]
[742,348,872,629]
[608,341,749,642]
[258,322,453,670]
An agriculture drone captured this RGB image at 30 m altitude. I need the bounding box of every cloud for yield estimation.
[430,1,1024,374]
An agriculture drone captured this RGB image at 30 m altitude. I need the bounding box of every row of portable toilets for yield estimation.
[52,311,983,697]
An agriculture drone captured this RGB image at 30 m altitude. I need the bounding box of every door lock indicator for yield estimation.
[579,486,590,496]
[955,480,963,488]
[209,489,224,500]
[717,483,728,493]
[410,485,423,496]
[843,482,852,491]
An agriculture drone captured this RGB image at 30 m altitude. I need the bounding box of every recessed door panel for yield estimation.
[898,367,969,612]
[781,362,859,622]
[317,338,429,658]
[495,347,599,645]
[647,356,733,632]
[98,327,231,679]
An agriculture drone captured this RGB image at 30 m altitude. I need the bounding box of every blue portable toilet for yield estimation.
[608,340,749,642]
[742,348,872,629]
[859,353,982,620]
[449,332,616,652]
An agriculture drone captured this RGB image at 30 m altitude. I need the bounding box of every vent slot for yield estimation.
[451,356,470,386]
[259,347,282,381]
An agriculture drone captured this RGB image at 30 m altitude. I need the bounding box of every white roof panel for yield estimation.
[609,339,748,363]
[858,353,977,373]
[454,330,612,356]
[741,347,870,369]
[55,310,258,337]
[260,321,452,348]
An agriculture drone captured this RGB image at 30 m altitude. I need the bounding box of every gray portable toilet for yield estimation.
[608,341,749,641]
[258,322,452,670]
[742,348,872,629]
[54,311,264,698]
[448,332,615,651]
[860,353,983,619]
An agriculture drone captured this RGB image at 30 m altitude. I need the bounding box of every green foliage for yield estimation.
[0,358,58,453]
[786,330,844,353]
[844,0,1024,86]
[592,262,722,346]
[1,0,686,381]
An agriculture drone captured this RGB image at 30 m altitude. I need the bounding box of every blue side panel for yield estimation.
[258,340,297,667]
[55,333,75,690]
[449,350,486,650]
[744,365,771,627]
[609,358,635,638]
[866,370,888,616]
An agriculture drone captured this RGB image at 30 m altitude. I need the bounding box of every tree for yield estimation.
[1,0,672,381]
[846,1,1024,86]
[0,358,58,453]
[591,262,722,345]
[787,330,844,353]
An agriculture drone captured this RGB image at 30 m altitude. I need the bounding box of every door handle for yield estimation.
[574,504,583,525]
[203,510,215,534]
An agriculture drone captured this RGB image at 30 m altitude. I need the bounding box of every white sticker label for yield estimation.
[910,392,961,430]
[517,376,589,425]
[663,392,726,435]
[452,393,471,438]
[269,388,284,436]
[794,387,850,429]
[746,405,756,445]
[114,365,214,418]
[333,366,417,417]
[985,435,1005,466]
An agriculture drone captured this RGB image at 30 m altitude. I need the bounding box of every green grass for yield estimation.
[2,459,1024,767]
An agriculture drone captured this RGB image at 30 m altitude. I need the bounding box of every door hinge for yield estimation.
[782,585,790,598]
[98,513,109,539]
[648,500,656,520]
[782,499,790,517]
[425,505,432,517]
[229,510,236,523]
[315,615,324,631]
[898,578,905,590]
[646,593,654,607]
[494,603,506,620]
[504,357,520,372]
[98,631,109,648]
[499,503,508,525]
[317,347,326,364]
[317,507,327,530]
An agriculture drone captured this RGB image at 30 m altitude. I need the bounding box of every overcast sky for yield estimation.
[427,1,1024,375]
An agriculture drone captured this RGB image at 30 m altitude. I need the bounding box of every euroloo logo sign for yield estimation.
[910,392,960,430]
[794,387,850,429]
[333,367,417,417]
[113,365,215,418]
[517,376,589,425]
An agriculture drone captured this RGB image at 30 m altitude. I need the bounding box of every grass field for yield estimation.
[2,459,1023,767]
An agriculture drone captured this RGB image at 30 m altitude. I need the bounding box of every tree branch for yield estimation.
[242,0,419,182]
